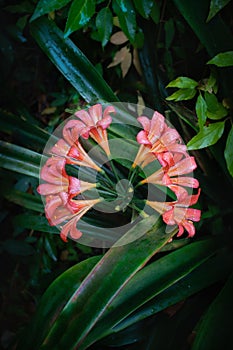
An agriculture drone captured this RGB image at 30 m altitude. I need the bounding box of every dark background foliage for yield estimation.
[0,0,233,349]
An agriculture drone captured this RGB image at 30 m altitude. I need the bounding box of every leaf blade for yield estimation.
[187,121,225,150]
[207,51,233,67]
[38,217,176,349]
[64,0,96,37]
[224,126,233,177]
[30,17,118,103]
[30,0,72,22]
[96,7,113,47]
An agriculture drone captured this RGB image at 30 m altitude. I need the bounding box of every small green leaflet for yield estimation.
[113,0,137,45]
[30,0,72,21]
[224,126,233,177]
[166,88,197,101]
[96,7,113,48]
[65,0,96,37]
[207,51,233,67]
[196,94,207,129]
[187,121,225,150]
[166,76,198,89]
[133,0,154,18]
[204,92,228,120]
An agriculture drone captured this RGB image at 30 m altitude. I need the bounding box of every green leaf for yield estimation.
[150,1,161,24]
[207,0,232,22]
[113,0,137,45]
[4,190,43,212]
[27,217,176,350]
[204,92,228,120]
[192,272,233,350]
[114,247,233,333]
[30,17,118,103]
[166,88,197,101]
[0,109,50,150]
[224,126,233,177]
[187,121,225,150]
[133,0,154,18]
[14,214,59,234]
[96,7,113,48]
[207,51,233,67]
[30,0,72,22]
[0,141,41,178]
[166,76,198,89]
[196,94,207,129]
[65,0,96,37]
[81,238,219,348]
[17,256,102,350]
[3,239,35,256]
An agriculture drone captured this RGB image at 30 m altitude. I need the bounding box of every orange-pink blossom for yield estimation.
[133,111,187,168]
[147,189,201,238]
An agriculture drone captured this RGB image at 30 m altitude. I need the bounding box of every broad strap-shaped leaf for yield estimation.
[14,214,59,234]
[224,125,233,177]
[30,17,118,103]
[187,121,225,150]
[113,246,233,333]
[0,141,41,178]
[30,0,72,22]
[17,256,102,350]
[64,0,95,37]
[0,109,50,150]
[207,51,233,67]
[33,216,176,349]
[4,190,43,212]
[192,271,233,349]
[80,238,219,348]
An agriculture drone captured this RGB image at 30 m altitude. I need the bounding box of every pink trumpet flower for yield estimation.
[141,156,199,196]
[60,198,101,242]
[133,111,187,168]
[147,189,201,238]
[50,137,102,172]
[74,104,115,156]
[45,194,101,242]
[37,157,96,197]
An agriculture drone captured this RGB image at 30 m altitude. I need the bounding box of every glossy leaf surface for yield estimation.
[187,121,225,150]
[30,17,118,103]
[0,141,41,178]
[65,0,95,37]
[96,7,113,47]
[30,0,72,21]
[17,256,102,350]
[29,217,176,349]
[81,238,219,348]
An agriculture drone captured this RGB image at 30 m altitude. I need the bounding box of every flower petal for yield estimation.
[168,156,197,177]
[137,116,151,132]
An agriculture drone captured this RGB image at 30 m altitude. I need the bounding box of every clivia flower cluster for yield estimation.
[38,104,201,243]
